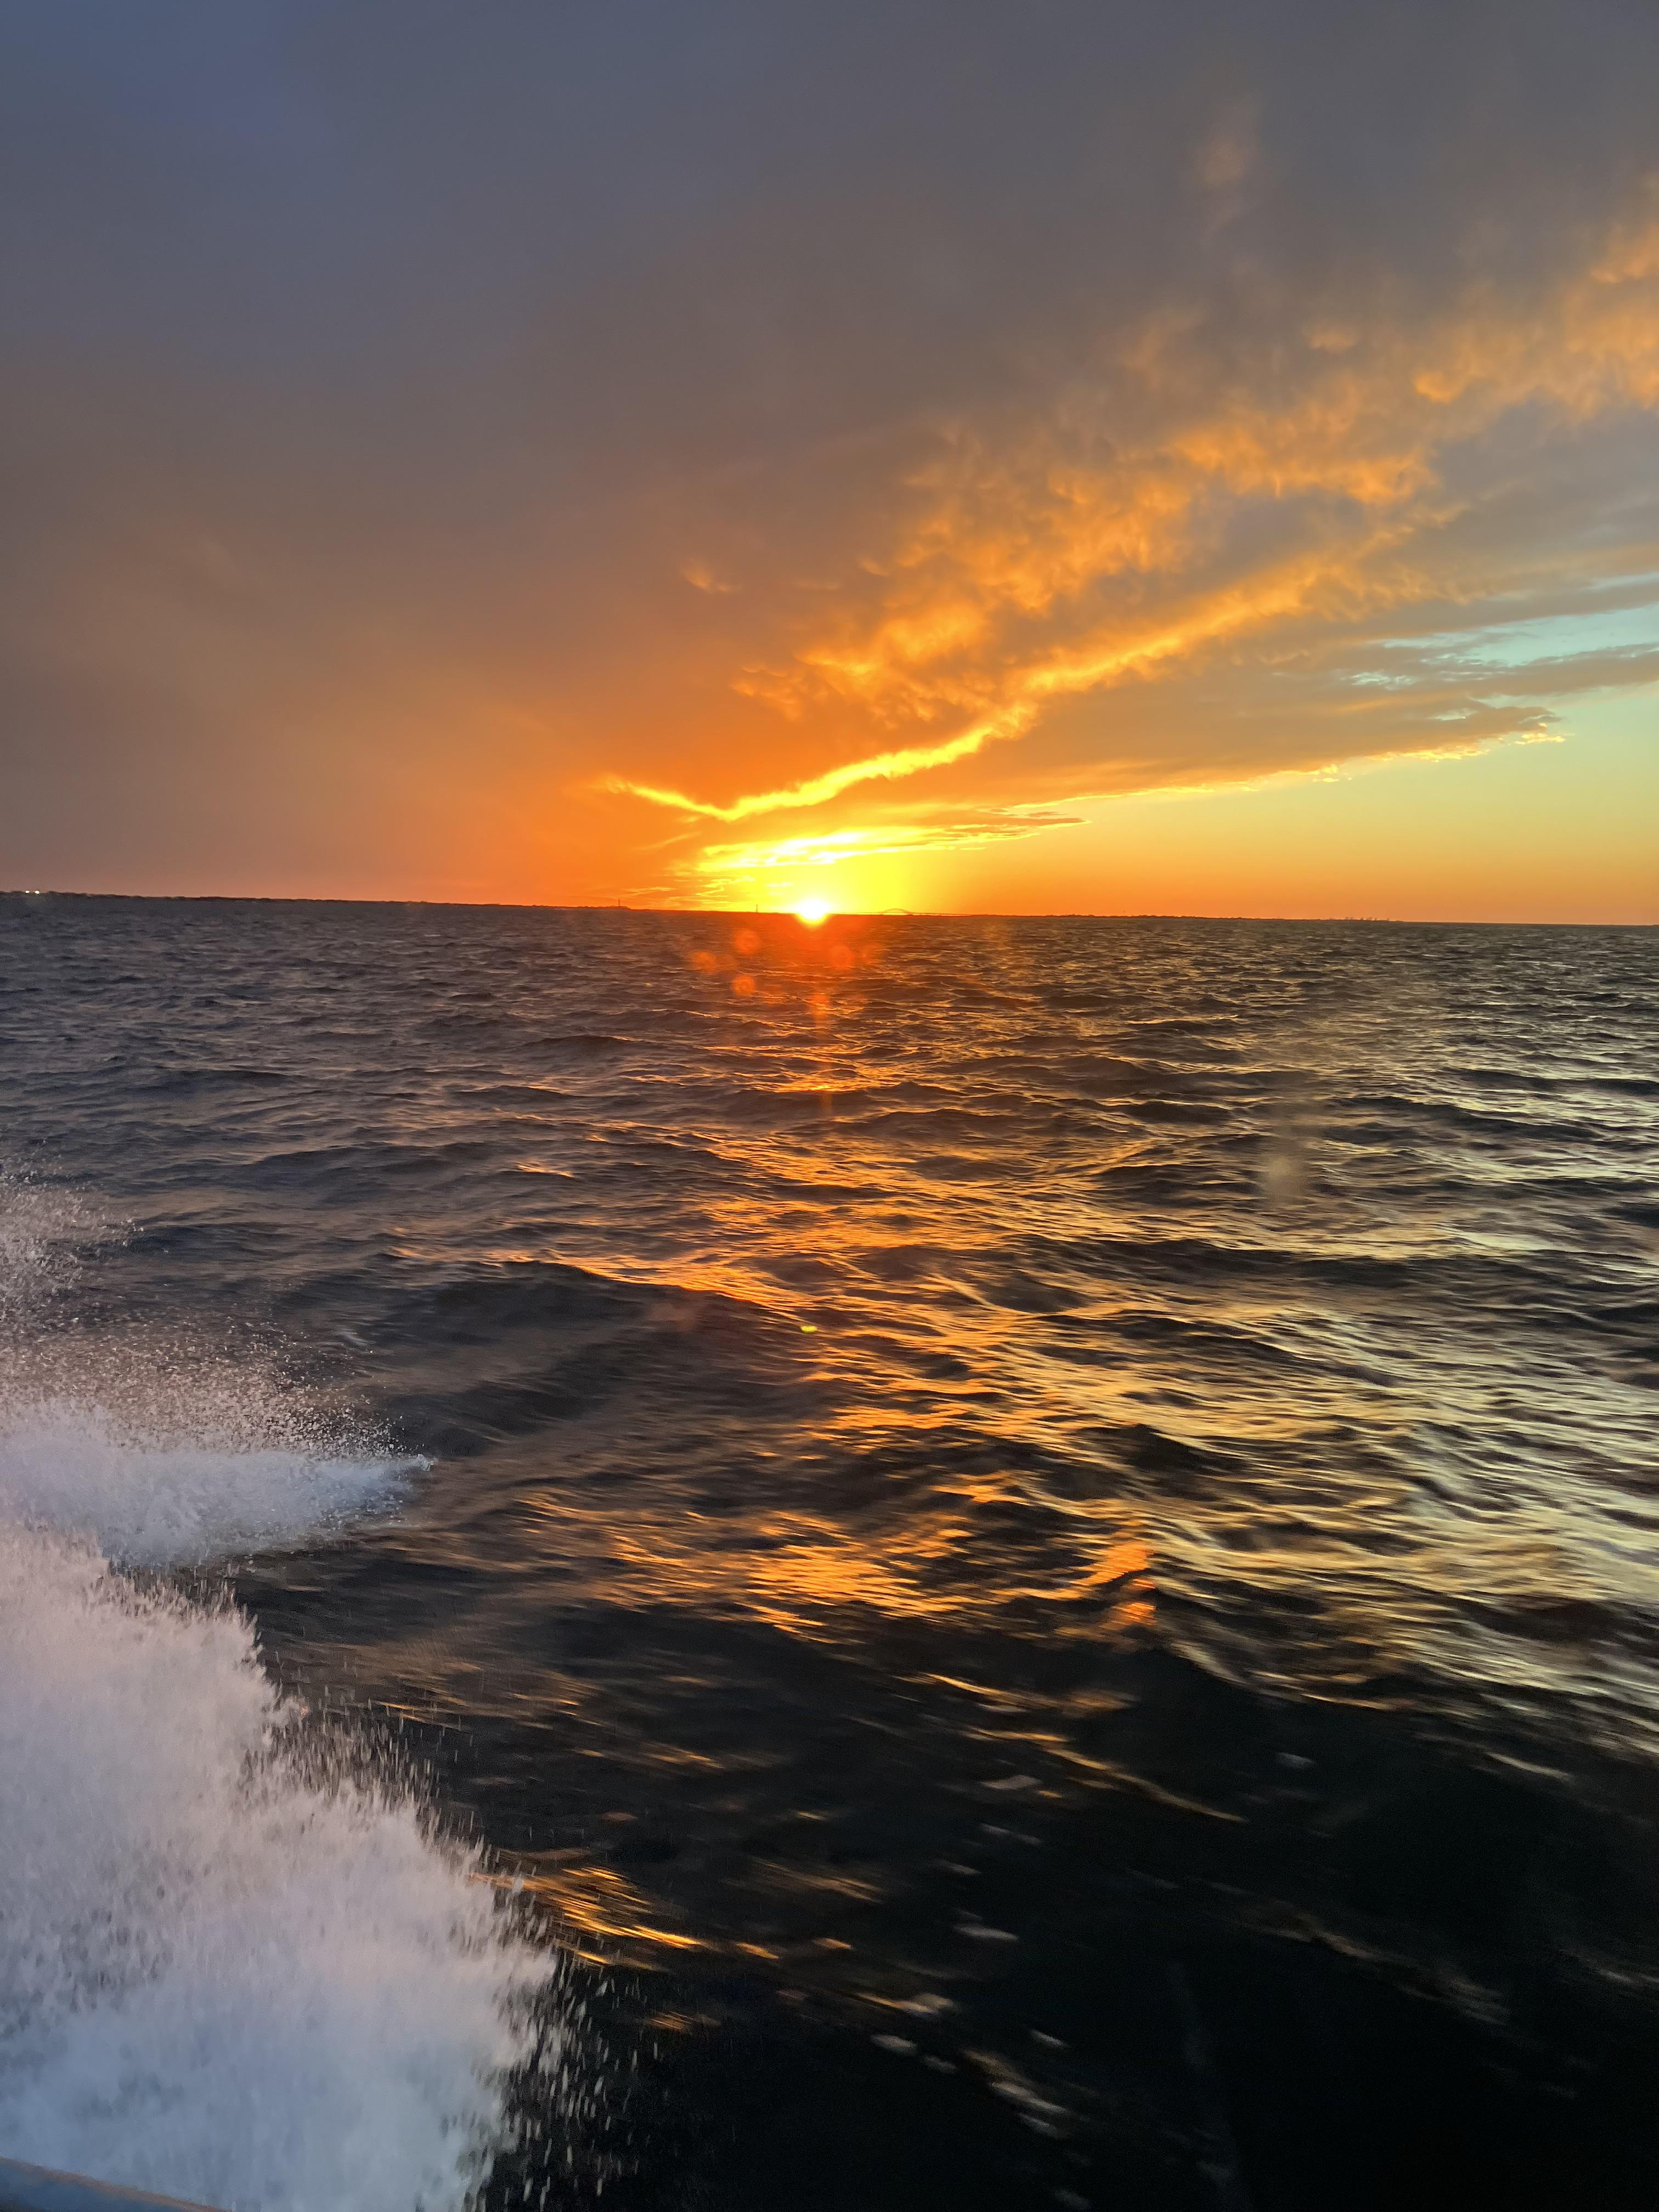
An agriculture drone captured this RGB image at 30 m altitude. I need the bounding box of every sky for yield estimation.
[2,0,1655,919]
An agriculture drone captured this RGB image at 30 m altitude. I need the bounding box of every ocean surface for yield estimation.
[1,894,1656,2211]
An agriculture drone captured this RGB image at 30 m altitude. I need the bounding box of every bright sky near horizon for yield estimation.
[2,1,1656,919]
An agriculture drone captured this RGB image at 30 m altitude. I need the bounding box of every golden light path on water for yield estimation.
[355,908,1659,1779]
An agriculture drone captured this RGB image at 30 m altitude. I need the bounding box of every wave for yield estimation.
[0,1181,557,2209]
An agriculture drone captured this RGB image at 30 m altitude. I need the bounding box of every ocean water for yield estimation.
[1,893,1656,2211]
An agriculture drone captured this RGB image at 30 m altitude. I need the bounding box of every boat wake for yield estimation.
[0,1181,555,2212]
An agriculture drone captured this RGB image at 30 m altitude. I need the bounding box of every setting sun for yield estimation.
[793,899,832,926]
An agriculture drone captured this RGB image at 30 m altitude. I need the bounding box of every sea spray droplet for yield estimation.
[0,1525,555,2212]
[0,1402,424,1566]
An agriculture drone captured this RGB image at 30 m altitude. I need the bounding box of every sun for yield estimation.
[793,898,832,926]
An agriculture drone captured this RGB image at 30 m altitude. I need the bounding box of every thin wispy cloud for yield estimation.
[621,195,1659,849]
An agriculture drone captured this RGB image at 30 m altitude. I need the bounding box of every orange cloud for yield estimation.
[595,718,1012,821]
[606,189,1659,867]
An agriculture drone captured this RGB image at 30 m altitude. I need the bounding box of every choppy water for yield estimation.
[1,894,1656,2210]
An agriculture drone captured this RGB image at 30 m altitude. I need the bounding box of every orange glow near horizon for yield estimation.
[793,898,832,926]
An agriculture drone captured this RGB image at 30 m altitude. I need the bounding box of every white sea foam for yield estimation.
[0,1397,419,1567]
[0,1180,557,2210]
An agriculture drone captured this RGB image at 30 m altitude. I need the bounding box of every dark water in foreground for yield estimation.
[2,896,1657,2210]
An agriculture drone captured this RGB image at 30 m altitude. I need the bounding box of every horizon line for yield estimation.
[1,889,1652,928]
